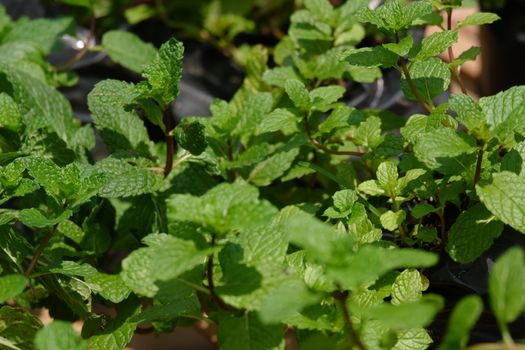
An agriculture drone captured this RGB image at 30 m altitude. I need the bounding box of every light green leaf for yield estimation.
[356,0,433,31]
[318,105,363,134]
[478,85,525,128]
[438,295,483,350]
[476,171,525,233]
[19,208,72,228]
[309,86,345,111]
[449,93,490,140]
[393,328,433,350]
[0,93,22,132]
[411,30,458,61]
[249,149,299,187]
[358,180,385,196]
[284,79,311,110]
[217,313,285,350]
[34,321,87,350]
[95,158,163,198]
[391,269,427,305]
[142,37,184,107]
[121,233,215,297]
[489,247,525,324]
[102,30,157,73]
[262,67,302,88]
[361,295,444,329]
[167,181,278,235]
[380,210,406,231]
[57,220,84,244]
[88,79,153,154]
[456,12,501,29]
[3,17,73,54]
[84,273,131,303]
[377,161,399,195]
[355,115,382,148]
[450,46,481,68]
[0,275,27,303]
[383,36,414,56]
[255,108,300,136]
[446,204,503,263]
[413,127,477,175]
[333,189,358,212]
[400,57,451,104]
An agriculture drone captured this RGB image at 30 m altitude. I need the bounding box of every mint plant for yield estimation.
[1,1,525,349]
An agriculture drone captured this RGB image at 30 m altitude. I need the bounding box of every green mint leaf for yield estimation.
[84,273,131,303]
[318,105,364,134]
[476,171,525,233]
[478,85,525,129]
[284,79,311,110]
[400,57,451,104]
[249,149,300,187]
[361,295,444,329]
[377,160,399,195]
[437,295,483,350]
[358,180,385,196]
[309,85,345,111]
[167,181,278,235]
[450,46,481,68]
[380,210,406,231]
[174,120,207,156]
[88,79,153,154]
[19,208,72,228]
[356,0,433,31]
[217,313,284,350]
[393,328,433,350]
[0,209,18,226]
[411,204,437,219]
[456,12,501,29]
[0,64,80,148]
[0,306,43,350]
[446,203,503,263]
[0,274,27,303]
[304,0,334,23]
[142,37,184,107]
[255,108,300,136]
[2,17,73,54]
[95,158,163,198]
[410,30,458,61]
[354,115,383,148]
[449,93,490,140]
[121,233,216,297]
[83,300,140,350]
[342,46,399,68]
[236,92,274,145]
[383,36,414,56]
[262,67,303,88]
[329,246,438,290]
[413,128,477,175]
[489,247,525,325]
[102,30,157,73]
[0,93,22,132]
[333,189,358,212]
[34,321,87,350]
[391,269,428,305]
[501,141,525,176]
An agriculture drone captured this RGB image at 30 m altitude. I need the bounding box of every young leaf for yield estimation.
[391,269,428,305]
[446,204,504,264]
[456,12,501,29]
[284,79,311,110]
[249,149,300,187]
[102,30,157,73]
[489,247,525,325]
[380,210,406,231]
[437,295,483,350]
[142,38,184,107]
[34,321,87,350]
[0,274,27,303]
[449,93,490,140]
[410,30,458,61]
[19,208,72,228]
[477,171,525,233]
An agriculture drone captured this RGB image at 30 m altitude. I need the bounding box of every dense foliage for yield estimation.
[1,0,525,349]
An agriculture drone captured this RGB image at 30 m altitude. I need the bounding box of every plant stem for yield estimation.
[474,148,484,184]
[303,118,365,156]
[501,323,515,349]
[206,235,238,312]
[163,108,175,177]
[334,290,367,350]
[25,227,55,277]
[56,15,96,71]
[399,58,434,113]
[446,8,468,94]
